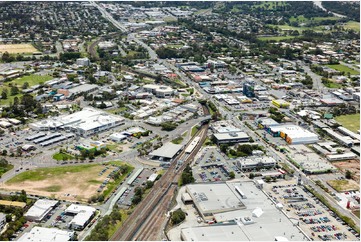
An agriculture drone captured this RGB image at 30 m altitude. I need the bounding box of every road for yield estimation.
[313,1,346,18]
[301,63,328,92]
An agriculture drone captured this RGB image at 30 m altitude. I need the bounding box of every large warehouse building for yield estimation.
[180,181,308,241]
[185,183,246,219]
[24,199,59,222]
[18,227,75,242]
[269,124,319,144]
[29,107,125,137]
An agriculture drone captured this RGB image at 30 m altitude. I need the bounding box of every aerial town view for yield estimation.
[0,1,359,241]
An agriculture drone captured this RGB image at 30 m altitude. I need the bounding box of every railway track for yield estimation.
[110,105,210,241]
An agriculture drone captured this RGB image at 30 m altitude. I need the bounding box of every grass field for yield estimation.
[342,21,360,32]
[327,180,360,192]
[258,35,297,41]
[3,161,133,202]
[334,114,360,133]
[322,81,343,89]
[53,152,75,161]
[0,44,38,54]
[0,74,53,105]
[326,64,359,75]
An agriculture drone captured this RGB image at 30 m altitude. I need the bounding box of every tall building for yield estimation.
[243,79,255,98]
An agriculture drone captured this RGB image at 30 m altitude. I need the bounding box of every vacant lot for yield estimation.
[333,160,360,183]
[327,179,360,192]
[326,64,359,75]
[2,161,133,202]
[0,44,38,54]
[334,114,360,133]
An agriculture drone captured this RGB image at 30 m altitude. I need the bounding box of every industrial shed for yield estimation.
[24,199,59,222]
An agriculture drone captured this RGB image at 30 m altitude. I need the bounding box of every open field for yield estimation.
[327,179,360,192]
[0,44,38,54]
[53,152,75,161]
[12,74,53,86]
[258,35,297,41]
[342,21,360,32]
[2,161,133,202]
[333,160,360,183]
[0,74,52,105]
[326,64,360,75]
[334,114,360,133]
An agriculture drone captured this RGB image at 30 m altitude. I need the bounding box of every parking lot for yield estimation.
[117,168,154,207]
[264,180,359,241]
[192,147,244,182]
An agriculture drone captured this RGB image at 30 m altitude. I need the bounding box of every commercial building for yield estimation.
[255,117,279,130]
[149,143,183,161]
[24,199,59,222]
[180,182,308,241]
[29,107,125,137]
[143,84,174,98]
[210,120,242,134]
[237,156,277,171]
[213,132,250,145]
[337,126,360,141]
[326,152,358,161]
[0,200,26,208]
[67,84,99,98]
[269,125,318,144]
[243,80,255,98]
[185,183,246,220]
[272,99,290,108]
[323,128,356,147]
[76,57,90,66]
[18,227,75,242]
[65,204,96,230]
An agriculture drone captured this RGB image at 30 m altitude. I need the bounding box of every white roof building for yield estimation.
[18,227,74,242]
[66,204,96,230]
[24,199,58,222]
[29,107,124,137]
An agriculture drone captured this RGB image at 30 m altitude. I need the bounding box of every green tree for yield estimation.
[10,86,19,96]
[1,90,7,99]
[22,82,29,89]
[345,170,352,179]
[170,208,186,225]
[229,171,235,179]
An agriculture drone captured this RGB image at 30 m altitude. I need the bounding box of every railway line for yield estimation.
[110,105,210,241]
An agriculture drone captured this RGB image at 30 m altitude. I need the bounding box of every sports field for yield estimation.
[326,64,359,75]
[258,36,297,41]
[0,44,38,54]
[0,74,53,105]
[342,21,360,32]
[334,114,360,133]
[2,161,133,202]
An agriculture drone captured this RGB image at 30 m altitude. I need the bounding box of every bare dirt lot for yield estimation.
[1,164,119,202]
[0,44,38,54]
[327,179,360,192]
[333,159,360,183]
